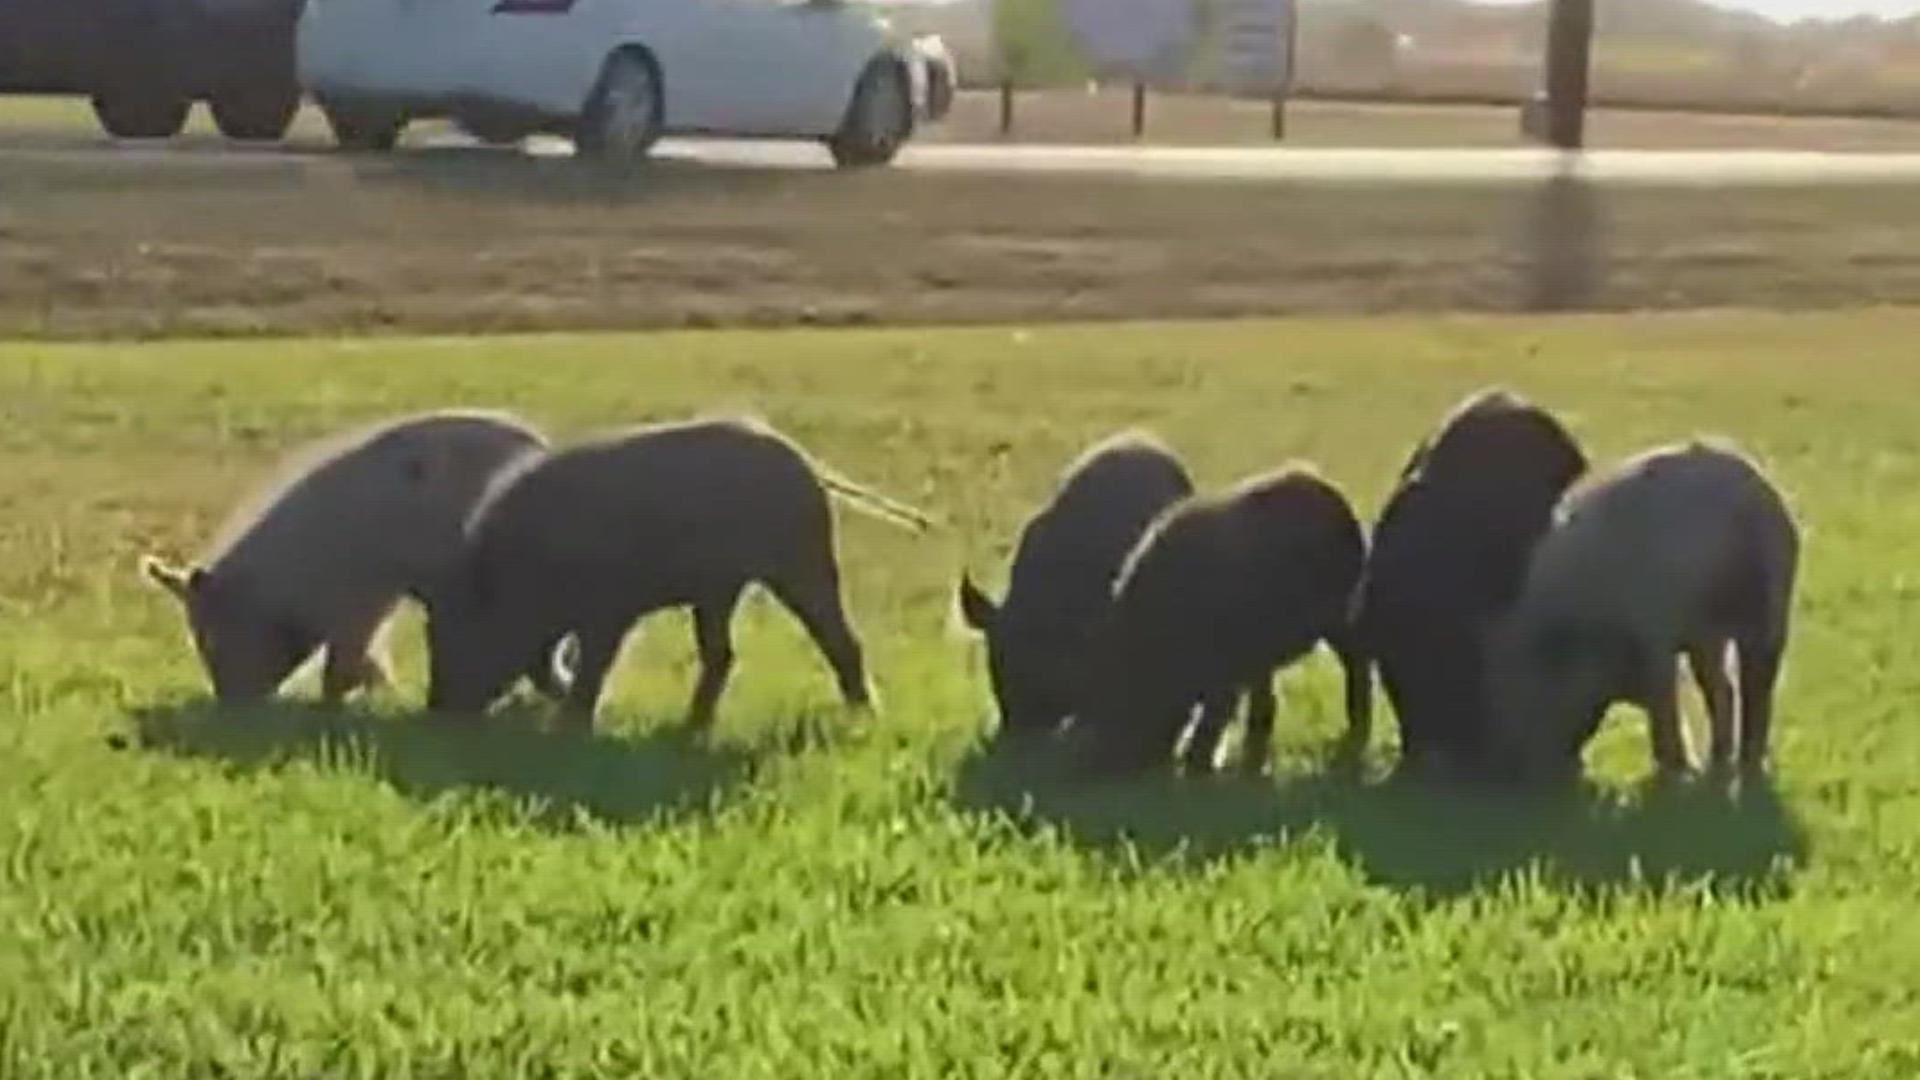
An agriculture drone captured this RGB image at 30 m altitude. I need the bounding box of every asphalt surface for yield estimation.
[11,128,1920,185]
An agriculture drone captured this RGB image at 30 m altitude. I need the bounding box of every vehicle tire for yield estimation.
[828,60,912,170]
[320,99,405,153]
[575,50,664,169]
[89,0,192,139]
[210,83,301,142]
[90,91,191,140]
[925,60,954,122]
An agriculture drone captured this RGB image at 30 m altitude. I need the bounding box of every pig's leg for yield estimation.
[559,616,634,732]
[1331,630,1374,763]
[1687,638,1737,774]
[1644,652,1694,778]
[769,556,871,712]
[1238,676,1280,777]
[523,634,575,700]
[686,584,746,732]
[322,607,395,705]
[1736,634,1785,775]
[1181,687,1240,775]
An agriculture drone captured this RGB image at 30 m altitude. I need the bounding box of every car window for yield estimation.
[490,0,579,12]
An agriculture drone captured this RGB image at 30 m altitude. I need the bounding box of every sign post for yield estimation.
[1542,0,1595,149]
[1060,0,1193,139]
[1219,0,1296,142]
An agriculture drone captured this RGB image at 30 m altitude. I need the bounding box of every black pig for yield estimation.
[959,432,1193,739]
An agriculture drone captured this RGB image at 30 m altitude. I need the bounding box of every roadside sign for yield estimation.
[1219,0,1296,95]
[1060,0,1194,79]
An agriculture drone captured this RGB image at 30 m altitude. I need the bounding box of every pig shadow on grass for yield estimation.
[126,698,757,831]
[955,739,1808,900]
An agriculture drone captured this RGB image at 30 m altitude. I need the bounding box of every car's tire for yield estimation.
[210,83,301,142]
[89,0,193,139]
[925,60,955,123]
[320,99,406,153]
[829,60,912,169]
[90,91,191,140]
[575,50,664,169]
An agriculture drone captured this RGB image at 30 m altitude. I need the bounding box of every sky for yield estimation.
[1481,0,1920,20]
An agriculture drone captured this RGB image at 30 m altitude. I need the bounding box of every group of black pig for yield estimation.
[961,389,1799,785]
[140,390,1798,788]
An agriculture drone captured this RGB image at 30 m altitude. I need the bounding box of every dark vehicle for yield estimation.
[0,0,303,140]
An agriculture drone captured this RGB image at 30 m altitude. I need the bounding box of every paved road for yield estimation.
[900,144,1920,185]
[12,129,1920,185]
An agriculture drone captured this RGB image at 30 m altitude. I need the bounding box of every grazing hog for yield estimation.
[1488,440,1799,782]
[1358,389,1588,781]
[1073,466,1372,777]
[144,411,557,705]
[426,417,932,729]
[958,432,1194,739]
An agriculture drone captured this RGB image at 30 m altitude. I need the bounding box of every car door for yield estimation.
[301,0,476,99]
[418,0,497,97]
[640,0,775,135]
[467,0,604,115]
[755,0,876,135]
[696,0,868,136]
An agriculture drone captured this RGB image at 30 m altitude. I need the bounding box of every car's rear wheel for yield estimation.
[90,0,192,139]
[210,83,301,142]
[925,59,955,122]
[575,50,663,169]
[91,90,191,140]
[829,60,912,169]
[320,98,405,152]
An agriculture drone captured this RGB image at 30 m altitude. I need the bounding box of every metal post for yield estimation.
[1281,0,1299,142]
[1543,0,1595,150]
[1000,79,1015,136]
[1131,81,1148,139]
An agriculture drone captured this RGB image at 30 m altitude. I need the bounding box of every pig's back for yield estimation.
[211,412,544,604]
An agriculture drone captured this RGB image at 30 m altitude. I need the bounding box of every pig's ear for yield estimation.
[142,556,201,601]
[958,574,998,633]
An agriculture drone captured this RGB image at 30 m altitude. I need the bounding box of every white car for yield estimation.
[296,0,952,167]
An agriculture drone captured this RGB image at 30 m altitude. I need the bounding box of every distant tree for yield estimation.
[1181,0,1227,88]
[993,0,1088,85]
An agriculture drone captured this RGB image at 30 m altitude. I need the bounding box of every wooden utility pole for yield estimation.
[1543,0,1595,149]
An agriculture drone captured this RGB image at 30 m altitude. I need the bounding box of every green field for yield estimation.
[3,315,1919,1075]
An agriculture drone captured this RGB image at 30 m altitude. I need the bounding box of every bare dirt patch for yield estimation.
[6,147,1920,339]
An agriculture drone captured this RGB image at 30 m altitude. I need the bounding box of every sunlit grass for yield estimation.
[2,314,1917,1074]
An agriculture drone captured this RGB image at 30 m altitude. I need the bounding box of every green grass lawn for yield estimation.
[3,314,1919,1076]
